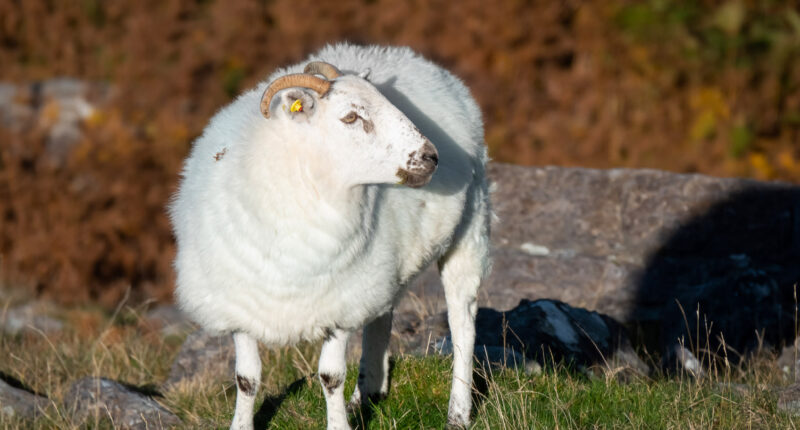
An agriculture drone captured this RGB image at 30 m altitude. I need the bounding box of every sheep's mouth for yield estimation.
[396,168,434,188]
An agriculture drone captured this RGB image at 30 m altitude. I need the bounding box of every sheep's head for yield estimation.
[260,62,438,189]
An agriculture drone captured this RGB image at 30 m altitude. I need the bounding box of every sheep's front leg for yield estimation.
[439,203,490,428]
[440,262,479,428]
[231,332,261,430]
[319,329,352,430]
[349,310,392,407]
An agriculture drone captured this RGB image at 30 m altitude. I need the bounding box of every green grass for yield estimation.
[1,304,799,429]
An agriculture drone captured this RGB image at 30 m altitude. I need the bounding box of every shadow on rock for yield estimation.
[631,185,800,372]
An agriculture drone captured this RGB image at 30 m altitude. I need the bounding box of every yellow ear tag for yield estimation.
[290,99,303,113]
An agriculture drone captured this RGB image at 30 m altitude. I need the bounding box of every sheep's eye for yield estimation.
[341,112,359,124]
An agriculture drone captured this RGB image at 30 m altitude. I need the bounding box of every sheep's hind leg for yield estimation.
[438,197,490,428]
[349,309,393,408]
[319,328,352,430]
[231,332,261,430]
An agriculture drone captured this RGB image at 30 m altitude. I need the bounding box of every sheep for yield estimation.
[169,43,491,430]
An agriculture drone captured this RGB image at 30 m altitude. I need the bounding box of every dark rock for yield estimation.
[473,299,649,375]
[473,345,526,370]
[659,262,794,368]
[164,330,235,389]
[65,377,179,429]
[0,378,49,419]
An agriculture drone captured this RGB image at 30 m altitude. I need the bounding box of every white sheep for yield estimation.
[169,43,491,430]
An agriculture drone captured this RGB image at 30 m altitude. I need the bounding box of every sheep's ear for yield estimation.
[278,89,317,121]
[359,68,372,80]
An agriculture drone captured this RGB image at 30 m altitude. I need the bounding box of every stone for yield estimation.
[472,299,649,376]
[0,83,34,130]
[658,261,794,368]
[142,305,196,337]
[0,78,111,165]
[1,303,64,336]
[0,378,49,419]
[65,377,180,429]
[40,79,99,166]
[778,383,800,416]
[394,310,449,354]
[163,330,235,389]
[714,382,752,397]
[661,344,704,378]
[778,340,800,382]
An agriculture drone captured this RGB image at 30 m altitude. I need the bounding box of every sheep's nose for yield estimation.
[420,141,439,168]
[422,151,438,167]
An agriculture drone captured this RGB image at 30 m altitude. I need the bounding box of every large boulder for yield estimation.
[400,164,800,363]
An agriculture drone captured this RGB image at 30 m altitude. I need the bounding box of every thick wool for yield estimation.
[169,43,491,430]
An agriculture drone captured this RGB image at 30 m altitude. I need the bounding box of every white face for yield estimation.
[271,75,438,188]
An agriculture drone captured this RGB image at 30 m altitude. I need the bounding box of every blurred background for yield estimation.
[0,0,798,307]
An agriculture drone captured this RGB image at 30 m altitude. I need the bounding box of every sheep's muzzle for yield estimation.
[397,140,438,188]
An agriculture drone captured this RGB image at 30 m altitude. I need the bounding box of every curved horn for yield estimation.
[260,74,332,118]
[303,61,342,80]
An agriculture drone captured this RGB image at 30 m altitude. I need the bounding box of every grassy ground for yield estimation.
[1,303,799,429]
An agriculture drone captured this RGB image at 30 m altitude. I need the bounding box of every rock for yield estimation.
[715,382,752,397]
[0,83,34,130]
[163,330,235,389]
[65,377,179,429]
[40,78,98,165]
[778,383,800,417]
[399,164,800,366]
[142,305,196,337]
[393,310,449,354]
[485,164,800,320]
[0,78,111,165]
[0,378,49,419]
[473,299,649,376]
[659,262,793,368]
[661,345,704,378]
[473,345,528,371]
[1,303,64,336]
[778,340,800,381]
[346,310,450,363]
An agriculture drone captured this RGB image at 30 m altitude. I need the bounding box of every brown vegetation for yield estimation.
[0,0,798,304]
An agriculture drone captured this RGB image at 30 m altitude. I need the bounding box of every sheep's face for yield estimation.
[270,75,438,189]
